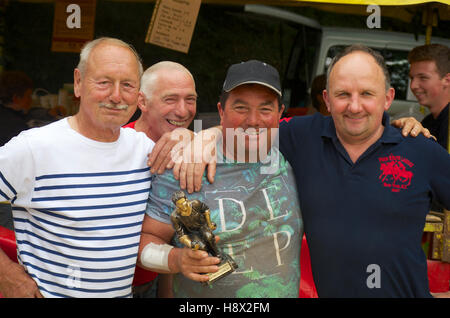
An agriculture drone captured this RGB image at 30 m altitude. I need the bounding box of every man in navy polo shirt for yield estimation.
[278,45,450,297]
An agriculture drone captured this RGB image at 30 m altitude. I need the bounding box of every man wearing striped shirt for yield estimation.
[0,37,155,298]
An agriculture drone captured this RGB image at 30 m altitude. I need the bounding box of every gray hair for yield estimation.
[326,44,391,92]
[77,37,143,77]
[140,61,195,100]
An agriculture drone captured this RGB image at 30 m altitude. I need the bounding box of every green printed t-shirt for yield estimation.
[145,148,303,298]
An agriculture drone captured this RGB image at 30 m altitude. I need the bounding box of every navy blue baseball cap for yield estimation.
[222,60,282,96]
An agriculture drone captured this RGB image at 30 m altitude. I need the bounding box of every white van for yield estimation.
[245,5,450,121]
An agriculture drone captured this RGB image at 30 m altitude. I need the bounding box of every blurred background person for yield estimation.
[0,71,34,231]
[0,70,33,147]
[408,44,449,150]
[308,74,329,116]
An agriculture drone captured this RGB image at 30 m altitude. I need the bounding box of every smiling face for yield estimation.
[218,84,284,162]
[73,42,141,140]
[138,67,197,142]
[409,60,450,117]
[323,51,395,147]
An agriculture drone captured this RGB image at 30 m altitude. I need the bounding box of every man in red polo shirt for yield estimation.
[124,61,197,297]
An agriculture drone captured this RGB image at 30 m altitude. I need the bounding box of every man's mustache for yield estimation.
[99,103,129,110]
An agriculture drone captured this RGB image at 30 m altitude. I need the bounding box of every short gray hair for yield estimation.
[77,37,143,77]
[326,44,391,92]
[140,61,194,100]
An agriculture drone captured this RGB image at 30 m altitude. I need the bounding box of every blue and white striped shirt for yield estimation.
[0,118,154,297]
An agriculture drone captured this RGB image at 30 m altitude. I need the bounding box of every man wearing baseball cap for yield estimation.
[222,60,282,95]
[137,60,304,297]
[175,48,447,298]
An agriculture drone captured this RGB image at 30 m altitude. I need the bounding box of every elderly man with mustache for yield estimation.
[0,37,155,298]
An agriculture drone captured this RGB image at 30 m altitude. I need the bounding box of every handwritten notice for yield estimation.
[145,0,201,53]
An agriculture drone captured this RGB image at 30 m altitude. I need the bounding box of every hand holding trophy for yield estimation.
[171,190,237,285]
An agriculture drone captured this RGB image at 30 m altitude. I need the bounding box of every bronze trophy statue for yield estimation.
[171,190,238,285]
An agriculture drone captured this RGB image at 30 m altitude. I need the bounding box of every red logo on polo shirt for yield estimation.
[378,154,414,192]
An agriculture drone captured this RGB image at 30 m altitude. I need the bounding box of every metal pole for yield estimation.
[0,1,5,73]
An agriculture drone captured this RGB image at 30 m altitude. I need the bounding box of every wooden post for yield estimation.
[443,210,450,263]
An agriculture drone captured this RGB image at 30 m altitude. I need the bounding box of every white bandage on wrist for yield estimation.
[140,243,174,271]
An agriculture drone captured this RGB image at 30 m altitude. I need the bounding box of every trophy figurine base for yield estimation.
[203,255,238,286]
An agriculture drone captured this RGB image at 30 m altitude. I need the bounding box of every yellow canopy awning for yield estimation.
[202,0,449,5]
[18,0,450,4]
